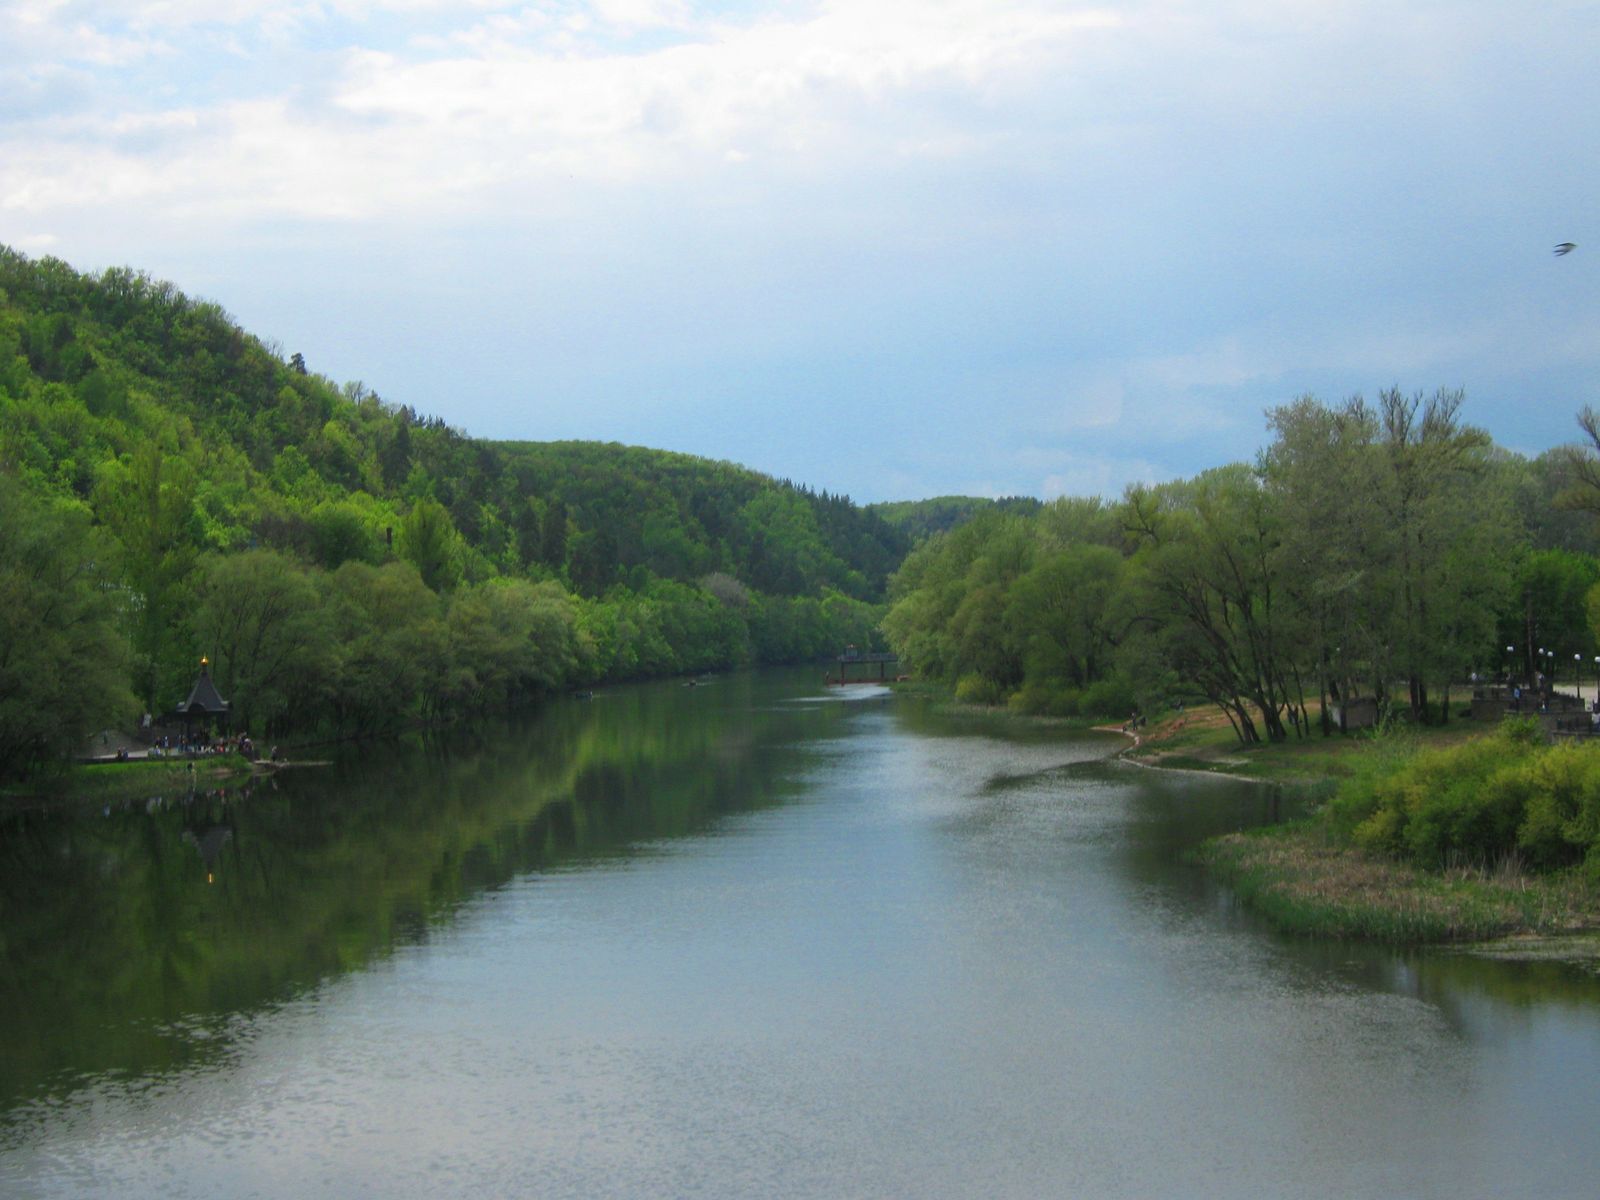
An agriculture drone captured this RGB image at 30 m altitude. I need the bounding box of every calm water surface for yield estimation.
[3,670,1599,1197]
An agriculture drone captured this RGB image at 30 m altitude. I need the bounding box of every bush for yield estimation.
[1007,680,1080,717]
[1332,724,1549,868]
[1515,743,1600,869]
[954,672,1007,706]
[1325,719,1600,873]
[1079,677,1138,721]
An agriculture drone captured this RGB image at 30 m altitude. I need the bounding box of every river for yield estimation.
[2,669,1598,1198]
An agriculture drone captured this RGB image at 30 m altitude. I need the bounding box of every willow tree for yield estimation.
[1123,467,1299,742]
[1373,388,1512,721]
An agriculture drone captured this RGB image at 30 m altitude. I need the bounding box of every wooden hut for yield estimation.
[175,658,230,743]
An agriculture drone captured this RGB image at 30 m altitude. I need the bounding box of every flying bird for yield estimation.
[1555,242,1578,255]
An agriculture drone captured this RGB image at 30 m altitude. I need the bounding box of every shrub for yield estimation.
[1332,724,1547,868]
[954,672,1006,706]
[1079,677,1138,721]
[1007,681,1080,717]
[1516,743,1600,869]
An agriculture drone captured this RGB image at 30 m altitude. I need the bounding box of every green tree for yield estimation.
[1005,544,1124,689]
[92,444,201,709]
[326,561,447,733]
[1262,395,1387,732]
[192,549,335,734]
[444,578,581,707]
[0,477,135,779]
[1123,468,1296,742]
[1372,388,1511,720]
[539,497,569,571]
[397,497,463,593]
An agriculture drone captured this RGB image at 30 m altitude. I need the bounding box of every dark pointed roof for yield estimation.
[178,664,230,715]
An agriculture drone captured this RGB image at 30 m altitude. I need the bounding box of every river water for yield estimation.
[2,670,1598,1198]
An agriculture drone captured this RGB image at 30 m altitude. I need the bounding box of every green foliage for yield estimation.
[192,549,333,734]
[91,444,202,708]
[398,497,463,592]
[325,561,445,734]
[954,672,1006,705]
[885,390,1531,744]
[0,476,136,777]
[870,494,1043,543]
[1324,723,1600,873]
[0,244,918,776]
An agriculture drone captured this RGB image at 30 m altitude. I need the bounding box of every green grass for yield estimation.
[1130,707,1482,786]
[3,755,255,805]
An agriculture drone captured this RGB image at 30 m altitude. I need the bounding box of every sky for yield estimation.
[3,0,1597,504]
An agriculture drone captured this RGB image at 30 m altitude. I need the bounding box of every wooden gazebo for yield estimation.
[175,657,230,742]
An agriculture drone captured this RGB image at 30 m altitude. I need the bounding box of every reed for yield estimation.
[1198,824,1600,942]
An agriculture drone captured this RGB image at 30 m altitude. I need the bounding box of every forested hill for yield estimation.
[496,440,907,598]
[870,495,1043,543]
[0,245,906,779]
[0,247,907,599]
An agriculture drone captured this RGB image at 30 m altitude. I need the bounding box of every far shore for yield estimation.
[2,754,259,809]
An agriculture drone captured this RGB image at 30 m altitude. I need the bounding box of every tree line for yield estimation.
[883,389,1600,740]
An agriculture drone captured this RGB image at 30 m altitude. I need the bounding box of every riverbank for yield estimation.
[1198,822,1600,950]
[1117,703,1481,785]
[0,754,258,810]
[1122,706,1600,952]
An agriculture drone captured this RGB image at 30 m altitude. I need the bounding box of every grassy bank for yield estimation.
[1198,823,1600,944]
[2,755,256,808]
[1123,703,1481,785]
[1165,709,1600,948]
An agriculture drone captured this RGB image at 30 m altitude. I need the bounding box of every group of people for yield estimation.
[145,733,260,760]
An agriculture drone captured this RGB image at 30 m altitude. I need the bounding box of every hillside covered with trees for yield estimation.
[0,247,906,781]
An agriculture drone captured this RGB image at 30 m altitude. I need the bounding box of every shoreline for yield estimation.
[1097,706,1600,956]
[1197,823,1600,955]
[1,755,259,811]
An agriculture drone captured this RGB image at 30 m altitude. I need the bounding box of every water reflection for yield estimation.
[2,673,1599,1199]
[0,671,848,1115]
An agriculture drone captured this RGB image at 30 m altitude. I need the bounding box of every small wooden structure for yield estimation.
[175,658,231,741]
[828,647,899,686]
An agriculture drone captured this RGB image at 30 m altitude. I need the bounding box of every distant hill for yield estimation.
[870,495,1043,543]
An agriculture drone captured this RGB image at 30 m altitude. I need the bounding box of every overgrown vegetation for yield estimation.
[1326,719,1600,876]
[1199,823,1600,942]
[1195,720,1600,942]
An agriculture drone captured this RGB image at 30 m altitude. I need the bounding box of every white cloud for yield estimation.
[3,1,1127,224]
[3,0,1598,502]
